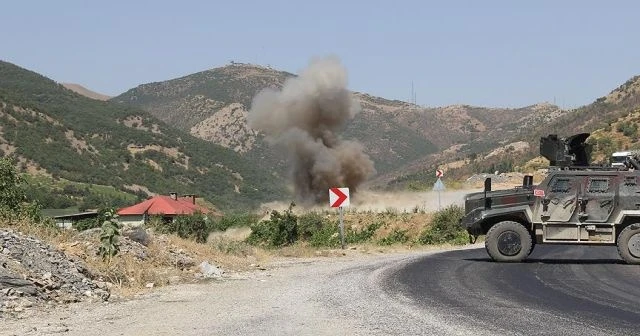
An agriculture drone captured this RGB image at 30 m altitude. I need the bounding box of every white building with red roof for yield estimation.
[117,192,210,226]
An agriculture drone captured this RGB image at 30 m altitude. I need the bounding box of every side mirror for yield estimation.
[484,178,492,209]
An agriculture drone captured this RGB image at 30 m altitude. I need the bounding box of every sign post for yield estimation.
[329,187,350,249]
[433,170,446,210]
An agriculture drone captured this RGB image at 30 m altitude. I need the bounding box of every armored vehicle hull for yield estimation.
[460,133,640,264]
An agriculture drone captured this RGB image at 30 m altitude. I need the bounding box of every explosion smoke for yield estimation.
[248,56,376,205]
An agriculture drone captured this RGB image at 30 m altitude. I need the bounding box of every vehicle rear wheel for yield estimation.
[617,224,640,264]
[485,221,532,262]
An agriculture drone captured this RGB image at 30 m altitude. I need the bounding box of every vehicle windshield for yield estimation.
[612,156,628,163]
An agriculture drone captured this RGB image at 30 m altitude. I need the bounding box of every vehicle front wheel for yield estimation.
[617,224,640,264]
[485,221,533,262]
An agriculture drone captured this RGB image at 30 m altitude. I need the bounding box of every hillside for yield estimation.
[61,83,111,101]
[0,60,287,211]
[111,62,565,177]
[384,75,640,190]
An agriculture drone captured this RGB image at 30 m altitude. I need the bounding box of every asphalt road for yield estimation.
[388,244,640,336]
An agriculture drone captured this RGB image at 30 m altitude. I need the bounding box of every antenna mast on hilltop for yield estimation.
[410,81,417,107]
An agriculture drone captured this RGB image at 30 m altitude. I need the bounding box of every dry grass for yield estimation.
[4,218,76,244]
[1,204,468,299]
[1,219,274,298]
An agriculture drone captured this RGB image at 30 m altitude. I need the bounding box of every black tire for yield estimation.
[485,221,533,262]
[616,224,640,264]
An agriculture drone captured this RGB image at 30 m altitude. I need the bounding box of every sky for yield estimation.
[2,0,639,109]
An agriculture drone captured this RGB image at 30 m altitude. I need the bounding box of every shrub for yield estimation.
[150,212,211,243]
[617,121,638,137]
[246,203,298,247]
[418,205,468,245]
[346,221,383,244]
[297,212,325,240]
[98,210,121,261]
[211,213,259,232]
[379,228,410,245]
[308,223,340,247]
[74,208,115,231]
[0,157,43,222]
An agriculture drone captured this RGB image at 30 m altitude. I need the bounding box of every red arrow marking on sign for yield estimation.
[330,187,348,207]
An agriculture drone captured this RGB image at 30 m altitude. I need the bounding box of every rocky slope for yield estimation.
[112,62,568,176]
[0,229,109,316]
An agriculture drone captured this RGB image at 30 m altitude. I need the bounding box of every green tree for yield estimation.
[0,157,28,216]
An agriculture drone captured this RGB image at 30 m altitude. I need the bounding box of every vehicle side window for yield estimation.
[587,178,610,193]
[550,177,572,193]
[624,176,637,186]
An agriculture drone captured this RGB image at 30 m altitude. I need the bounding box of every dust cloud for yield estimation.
[258,189,482,215]
[248,56,376,205]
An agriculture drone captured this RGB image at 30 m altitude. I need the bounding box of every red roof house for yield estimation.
[117,193,210,225]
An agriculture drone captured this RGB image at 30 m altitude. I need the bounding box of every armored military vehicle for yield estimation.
[460,132,640,264]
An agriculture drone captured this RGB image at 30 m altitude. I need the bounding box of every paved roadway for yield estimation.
[387,244,640,336]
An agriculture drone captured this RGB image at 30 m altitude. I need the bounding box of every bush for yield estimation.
[418,205,468,245]
[346,222,383,244]
[297,212,325,241]
[150,212,211,243]
[0,157,27,217]
[98,210,121,261]
[0,157,43,222]
[73,208,115,231]
[246,203,298,247]
[308,223,340,247]
[379,228,410,245]
[617,121,638,137]
[211,213,259,232]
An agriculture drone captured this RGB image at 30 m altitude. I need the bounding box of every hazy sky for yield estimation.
[2,0,639,108]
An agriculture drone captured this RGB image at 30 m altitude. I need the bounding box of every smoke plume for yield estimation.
[248,56,376,205]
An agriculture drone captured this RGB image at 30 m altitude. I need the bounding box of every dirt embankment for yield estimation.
[0,224,270,319]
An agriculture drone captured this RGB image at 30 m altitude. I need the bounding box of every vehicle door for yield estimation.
[536,174,580,222]
[579,175,617,223]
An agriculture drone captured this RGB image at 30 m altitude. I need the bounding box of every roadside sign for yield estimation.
[436,169,444,178]
[433,178,445,210]
[329,187,350,208]
[329,187,350,250]
[433,178,446,191]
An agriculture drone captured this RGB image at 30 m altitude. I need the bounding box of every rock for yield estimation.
[122,227,151,247]
[169,249,195,270]
[0,274,39,296]
[19,298,33,308]
[145,282,154,288]
[199,261,223,278]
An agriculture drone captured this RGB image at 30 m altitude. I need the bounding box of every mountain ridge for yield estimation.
[61,83,111,101]
[111,62,569,179]
[0,60,287,212]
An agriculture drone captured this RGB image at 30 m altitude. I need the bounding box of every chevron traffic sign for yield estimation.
[329,187,350,208]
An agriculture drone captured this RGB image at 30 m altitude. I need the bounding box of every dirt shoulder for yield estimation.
[1,243,483,336]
